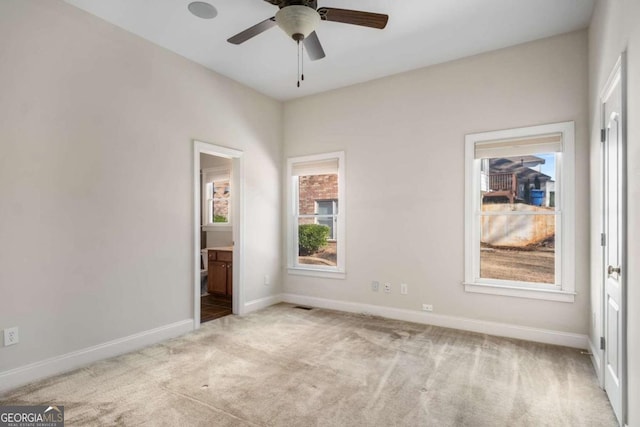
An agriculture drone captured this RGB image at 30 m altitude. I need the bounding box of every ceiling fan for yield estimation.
[227,0,389,61]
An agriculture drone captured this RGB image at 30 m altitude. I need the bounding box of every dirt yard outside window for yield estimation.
[480,244,554,284]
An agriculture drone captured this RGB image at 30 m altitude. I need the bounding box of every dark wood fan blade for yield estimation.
[227,17,277,44]
[304,31,326,61]
[317,7,388,29]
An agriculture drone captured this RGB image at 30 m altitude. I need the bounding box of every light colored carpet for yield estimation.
[1,303,616,426]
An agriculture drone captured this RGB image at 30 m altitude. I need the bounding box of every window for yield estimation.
[464,122,575,302]
[202,167,231,227]
[287,152,345,278]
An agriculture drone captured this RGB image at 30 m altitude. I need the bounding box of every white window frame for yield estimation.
[287,151,346,279]
[464,121,575,302]
[202,166,231,231]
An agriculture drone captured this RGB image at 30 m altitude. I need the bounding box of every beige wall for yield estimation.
[0,1,282,373]
[589,0,640,424]
[283,31,589,334]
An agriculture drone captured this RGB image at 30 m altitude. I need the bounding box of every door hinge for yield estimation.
[600,336,606,350]
[601,233,606,246]
[600,128,606,143]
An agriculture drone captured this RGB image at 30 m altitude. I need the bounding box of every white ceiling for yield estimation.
[64,0,595,101]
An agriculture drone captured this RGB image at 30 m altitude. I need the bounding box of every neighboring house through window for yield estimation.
[316,200,338,240]
[287,152,345,278]
[464,122,575,302]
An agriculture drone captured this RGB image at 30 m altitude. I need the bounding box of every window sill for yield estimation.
[463,282,575,303]
[288,267,346,280]
[202,224,232,232]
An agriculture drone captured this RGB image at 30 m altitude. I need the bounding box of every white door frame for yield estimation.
[599,53,627,425]
[193,140,245,329]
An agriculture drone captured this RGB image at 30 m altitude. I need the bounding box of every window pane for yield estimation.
[481,154,556,209]
[480,214,555,284]
[212,180,230,223]
[213,198,229,222]
[298,174,339,255]
[297,218,337,267]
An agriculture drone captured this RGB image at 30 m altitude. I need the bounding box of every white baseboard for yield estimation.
[0,319,193,395]
[243,294,283,314]
[281,293,588,349]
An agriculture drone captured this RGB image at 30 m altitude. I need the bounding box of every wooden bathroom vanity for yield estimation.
[206,247,233,297]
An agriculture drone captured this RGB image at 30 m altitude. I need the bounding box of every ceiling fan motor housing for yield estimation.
[275,5,320,41]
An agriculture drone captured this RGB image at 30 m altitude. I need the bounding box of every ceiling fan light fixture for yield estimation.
[275,5,320,41]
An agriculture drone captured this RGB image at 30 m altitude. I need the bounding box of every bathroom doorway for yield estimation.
[200,152,232,323]
[193,141,244,328]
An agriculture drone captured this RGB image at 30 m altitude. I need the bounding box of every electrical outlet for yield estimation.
[384,283,391,293]
[4,327,19,346]
[371,281,379,292]
[264,275,270,286]
[400,283,408,295]
[422,304,433,312]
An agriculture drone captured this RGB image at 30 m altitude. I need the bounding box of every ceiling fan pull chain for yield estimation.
[301,42,305,82]
[297,39,300,87]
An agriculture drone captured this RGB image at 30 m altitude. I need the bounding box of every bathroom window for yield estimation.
[202,168,231,226]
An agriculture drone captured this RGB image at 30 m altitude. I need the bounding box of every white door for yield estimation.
[601,55,626,425]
